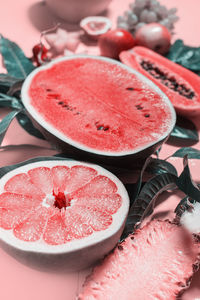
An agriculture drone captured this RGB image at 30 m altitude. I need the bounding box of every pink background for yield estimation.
[0,0,200,299]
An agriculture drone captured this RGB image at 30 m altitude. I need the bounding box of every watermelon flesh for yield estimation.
[27,57,174,154]
[0,165,122,245]
[79,220,200,300]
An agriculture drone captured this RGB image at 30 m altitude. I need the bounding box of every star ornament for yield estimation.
[45,28,80,55]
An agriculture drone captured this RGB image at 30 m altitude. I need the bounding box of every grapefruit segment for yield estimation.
[0,160,129,270]
[63,166,97,193]
[13,207,49,242]
[28,167,53,194]
[65,209,93,239]
[73,194,122,214]
[51,165,70,193]
[72,175,117,198]
[43,212,71,245]
[0,193,41,210]
[4,173,45,197]
[0,207,28,230]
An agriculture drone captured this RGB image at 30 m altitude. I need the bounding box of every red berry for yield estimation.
[98,29,136,59]
[32,43,48,66]
[135,23,171,55]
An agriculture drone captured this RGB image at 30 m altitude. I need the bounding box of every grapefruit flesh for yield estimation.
[22,56,175,156]
[79,220,200,299]
[0,161,129,255]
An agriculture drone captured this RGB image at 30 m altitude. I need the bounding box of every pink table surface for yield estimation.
[0,0,200,299]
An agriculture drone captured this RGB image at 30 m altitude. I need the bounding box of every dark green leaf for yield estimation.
[0,109,22,145]
[121,173,177,240]
[170,116,198,142]
[0,93,23,109]
[129,156,153,206]
[147,158,178,176]
[0,36,35,79]
[170,147,200,159]
[166,39,200,74]
[0,156,72,179]
[171,125,199,141]
[175,196,195,217]
[7,80,23,97]
[0,74,21,93]
[176,155,200,201]
[16,112,45,140]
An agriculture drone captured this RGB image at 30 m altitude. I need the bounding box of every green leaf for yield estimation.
[129,156,153,206]
[0,93,23,110]
[121,172,177,240]
[176,155,200,201]
[175,196,195,217]
[0,36,35,79]
[0,109,22,145]
[166,39,200,74]
[16,112,45,140]
[0,74,21,93]
[170,147,200,159]
[0,156,72,179]
[147,158,178,176]
[170,116,198,142]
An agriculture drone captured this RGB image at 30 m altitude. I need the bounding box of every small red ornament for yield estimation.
[135,23,171,55]
[98,28,136,59]
[32,43,49,66]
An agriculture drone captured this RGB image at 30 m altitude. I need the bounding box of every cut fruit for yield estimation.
[21,55,176,167]
[80,16,112,40]
[120,46,200,117]
[0,160,129,270]
[79,220,200,299]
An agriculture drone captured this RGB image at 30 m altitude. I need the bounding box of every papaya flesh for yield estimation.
[120,46,200,118]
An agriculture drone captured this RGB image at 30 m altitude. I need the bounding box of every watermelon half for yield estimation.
[21,55,176,167]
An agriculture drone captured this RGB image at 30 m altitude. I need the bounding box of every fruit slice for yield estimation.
[80,16,112,40]
[79,220,200,299]
[21,55,176,167]
[0,160,129,270]
[120,46,200,117]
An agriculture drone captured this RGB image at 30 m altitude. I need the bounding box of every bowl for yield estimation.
[45,0,112,23]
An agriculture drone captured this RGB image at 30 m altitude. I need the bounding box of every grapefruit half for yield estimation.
[0,160,129,270]
[21,55,176,167]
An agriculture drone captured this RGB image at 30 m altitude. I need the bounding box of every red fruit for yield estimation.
[79,220,200,299]
[120,46,200,117]
[32,43,48,66]
[21,56,176,168]
[98,29,136,59]
[135,23,171,55]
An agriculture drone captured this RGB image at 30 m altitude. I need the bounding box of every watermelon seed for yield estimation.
[144,114,150,118]
[135,104,143,110]
[126,87,134,91]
